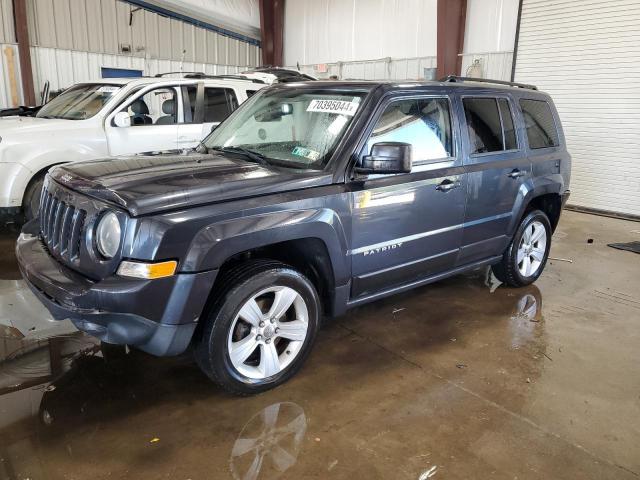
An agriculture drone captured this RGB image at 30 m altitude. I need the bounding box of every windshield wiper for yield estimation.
[210,146,269,166]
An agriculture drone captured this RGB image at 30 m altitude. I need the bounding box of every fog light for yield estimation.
[117,260,177,279]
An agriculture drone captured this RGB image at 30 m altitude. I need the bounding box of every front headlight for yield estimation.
[95,211,121,258]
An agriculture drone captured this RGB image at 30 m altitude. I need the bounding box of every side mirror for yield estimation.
[113,111,131,128]
[356,142,412,174]
[210,123,219,132]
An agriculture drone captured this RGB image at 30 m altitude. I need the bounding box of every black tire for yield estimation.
[194,259,320,395]
[22,173,46,221]
[492,209,552,287]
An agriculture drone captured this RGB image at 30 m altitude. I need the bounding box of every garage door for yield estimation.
[513,0,640,217]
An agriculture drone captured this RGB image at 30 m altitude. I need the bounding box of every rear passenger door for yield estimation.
[457,94,530,265]
[176,83,239,149]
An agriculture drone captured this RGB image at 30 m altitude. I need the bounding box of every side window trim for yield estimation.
[461,94,520,157]
[181,84,194,123]
[194,82,205,124]
[497,97,519,152]
[359,94,457,168]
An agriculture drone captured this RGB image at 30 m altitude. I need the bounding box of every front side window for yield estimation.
[37,84,121,120]
[520,99,559,149]
[203,89,367,170]
[204,88,238,123]
[121,87,179,126]
[366,97,453,163]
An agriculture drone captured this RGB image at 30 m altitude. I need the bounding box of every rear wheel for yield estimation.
[195,260,320,395]
[492,210,551,287]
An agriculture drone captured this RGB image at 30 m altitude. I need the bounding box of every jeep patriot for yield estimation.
[16,77,571,394]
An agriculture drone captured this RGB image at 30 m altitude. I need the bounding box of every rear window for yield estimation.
[520,99,559,149]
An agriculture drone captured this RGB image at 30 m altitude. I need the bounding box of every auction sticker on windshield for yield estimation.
[307,99,359,116]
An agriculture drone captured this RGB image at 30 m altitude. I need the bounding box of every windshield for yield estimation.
[203,89,367,169]
[37,84,121,120]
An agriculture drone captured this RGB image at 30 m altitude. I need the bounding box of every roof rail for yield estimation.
[183,73,266,84]
[439,75,537,90]
[154,71,206,78]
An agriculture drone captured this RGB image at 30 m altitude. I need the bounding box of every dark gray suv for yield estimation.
[17,77,571,394]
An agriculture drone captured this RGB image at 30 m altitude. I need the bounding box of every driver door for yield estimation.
[349,95,467,299]
[105,85,181,156]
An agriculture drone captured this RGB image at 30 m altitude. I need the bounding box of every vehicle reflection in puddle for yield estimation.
[230,402,307,480]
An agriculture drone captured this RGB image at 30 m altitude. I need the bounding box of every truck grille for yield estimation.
[39,186,86,262]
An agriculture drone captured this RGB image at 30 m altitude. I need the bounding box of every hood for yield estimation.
[0,116,77,138]
[49,152,333,216]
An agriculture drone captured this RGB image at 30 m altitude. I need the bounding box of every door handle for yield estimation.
[436,179,461,192]
[507,168,527,179]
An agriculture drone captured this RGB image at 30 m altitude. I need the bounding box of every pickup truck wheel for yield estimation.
[195,260,320,395]
[22,173,46,221]
[492,210,551,287]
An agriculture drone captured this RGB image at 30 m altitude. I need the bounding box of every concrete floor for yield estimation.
[0,210,638,480]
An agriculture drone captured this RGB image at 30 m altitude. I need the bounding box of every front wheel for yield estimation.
[492,210,552,287]
[194,260,320,395]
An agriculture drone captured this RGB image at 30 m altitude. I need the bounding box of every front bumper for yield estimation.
[16,228,218,356]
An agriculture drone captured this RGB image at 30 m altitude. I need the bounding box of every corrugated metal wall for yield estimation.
[29,46,249,93]
[26,0,260,66]
[459,51,513,81]
[0,0,15,43]
[0,0,262,108]
[284,0,437,67]
[514,0,640,217]
[293,56,437,81]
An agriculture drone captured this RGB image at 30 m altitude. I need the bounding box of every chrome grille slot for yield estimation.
[39,184,87,264]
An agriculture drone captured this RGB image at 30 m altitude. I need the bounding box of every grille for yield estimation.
[39,185,86,263]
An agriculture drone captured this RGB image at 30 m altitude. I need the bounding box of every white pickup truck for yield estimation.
[0,74,266,222]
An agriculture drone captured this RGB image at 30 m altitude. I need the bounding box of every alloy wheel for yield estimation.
[227,286,309,379]
[516,220,547,278]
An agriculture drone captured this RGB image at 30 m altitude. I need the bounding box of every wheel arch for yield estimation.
[509,175,565,235]
[180,208,350,317]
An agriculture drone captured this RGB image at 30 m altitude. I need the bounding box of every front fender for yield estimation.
[4,143,106,205]
[181,208,350,286]
[507,174,565,235]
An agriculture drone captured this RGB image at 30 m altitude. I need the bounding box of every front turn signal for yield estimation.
[117,260,177,279]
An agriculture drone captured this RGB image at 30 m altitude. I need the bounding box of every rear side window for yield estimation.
[463,97,518,154]
[520,99,559,149]
[203,88,238,123]
[367,97,453,162]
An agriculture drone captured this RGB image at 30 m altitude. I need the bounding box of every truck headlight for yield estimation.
[95,211,121,258]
